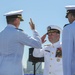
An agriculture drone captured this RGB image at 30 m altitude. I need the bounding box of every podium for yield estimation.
[28,48,44,75]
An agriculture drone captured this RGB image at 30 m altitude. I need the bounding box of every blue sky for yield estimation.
[0,0,75,68]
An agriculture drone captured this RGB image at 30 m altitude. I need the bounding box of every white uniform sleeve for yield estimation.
[33,48,44,57]
[17,30,42,48]
[62,27,73,75]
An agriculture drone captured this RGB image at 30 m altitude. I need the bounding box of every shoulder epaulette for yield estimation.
[63,24,69,28]
[15,28,23,31]
[44,44,51,46]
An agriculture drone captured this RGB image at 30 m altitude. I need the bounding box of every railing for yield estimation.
[24,74,43,75]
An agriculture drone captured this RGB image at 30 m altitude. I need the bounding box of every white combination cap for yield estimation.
[65,5,75,18]
[4,10,23,16]
[65,5,75,10]
[4,10,24,21]
[47,25,62,33]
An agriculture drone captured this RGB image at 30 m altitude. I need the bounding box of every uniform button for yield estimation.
[50,65,51,67]
[52,52,54,54]
[50,58,52,60]
[52,46,54,48]
[49,72,51,74]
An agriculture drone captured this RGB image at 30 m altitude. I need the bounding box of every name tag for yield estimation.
[45,50,50,53]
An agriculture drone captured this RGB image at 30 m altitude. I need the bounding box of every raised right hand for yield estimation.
[41,34,47,43]
[29,18,35,30]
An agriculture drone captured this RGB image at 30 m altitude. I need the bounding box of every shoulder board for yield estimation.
[63,24,69,28]
[44,44,51,46]
[15,28,23,31]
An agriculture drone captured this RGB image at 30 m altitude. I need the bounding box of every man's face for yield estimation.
[67,13,74,23]
[48,32,60,43]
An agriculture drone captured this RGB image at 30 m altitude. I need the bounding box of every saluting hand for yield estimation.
[29,18,35,30]
[41,34,47,44]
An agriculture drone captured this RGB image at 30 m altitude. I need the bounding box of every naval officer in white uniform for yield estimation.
[0,10,42,75]
[62,5,75,75]
[33,25,63,75]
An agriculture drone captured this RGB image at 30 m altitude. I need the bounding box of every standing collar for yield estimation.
[51,41,60,47]
[7,24,16,28]
[72,20,75,24]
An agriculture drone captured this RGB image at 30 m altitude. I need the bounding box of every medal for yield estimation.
[55,47,62,57]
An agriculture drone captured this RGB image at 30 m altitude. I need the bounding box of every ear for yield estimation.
[15,18,19,21]
[71,14,75,19]
[14,18,19,24]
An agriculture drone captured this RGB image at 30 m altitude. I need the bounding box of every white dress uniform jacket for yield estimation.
[33,41,63,75]
[62,21,75,75]
[0,24,42,75]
